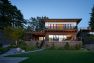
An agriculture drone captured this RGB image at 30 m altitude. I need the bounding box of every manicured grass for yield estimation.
[8,50,94,63]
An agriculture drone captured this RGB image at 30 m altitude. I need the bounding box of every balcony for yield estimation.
[45,26,77,30]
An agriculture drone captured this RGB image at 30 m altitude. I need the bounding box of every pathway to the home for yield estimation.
[0,48,44,63]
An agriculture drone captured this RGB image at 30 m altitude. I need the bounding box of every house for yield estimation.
[77,29,94,45]
[25,18,82,47]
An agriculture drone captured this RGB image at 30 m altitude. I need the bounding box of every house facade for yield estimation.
[25,18,82,47]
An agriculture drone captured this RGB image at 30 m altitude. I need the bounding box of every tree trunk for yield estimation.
[16,40,17,46]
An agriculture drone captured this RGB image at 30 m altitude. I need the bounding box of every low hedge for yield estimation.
[0,47,9,54]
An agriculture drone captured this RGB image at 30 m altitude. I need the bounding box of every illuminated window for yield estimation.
[39,37,43,41]
[49,35,70,42]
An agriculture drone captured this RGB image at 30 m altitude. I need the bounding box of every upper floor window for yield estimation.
[47,23,75,29]
[50,24,51,29]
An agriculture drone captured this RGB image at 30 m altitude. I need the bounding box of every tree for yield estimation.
[4,26,25,46]
[0,0,25,45]
[0,0,11,29]
[11,6,25,28]
[28,16,48,31]
[11,27,24,46]
[0,0,25,30]
[38,16,48,31]
[89,6,94,30]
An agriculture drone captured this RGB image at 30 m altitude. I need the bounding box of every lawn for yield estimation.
[8,50,94,63]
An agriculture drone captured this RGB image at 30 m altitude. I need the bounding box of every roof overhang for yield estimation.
[44,18,82,24]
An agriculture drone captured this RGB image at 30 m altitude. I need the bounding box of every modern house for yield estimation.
[25,18,82,47]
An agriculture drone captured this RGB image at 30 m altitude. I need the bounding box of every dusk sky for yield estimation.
[10,0,94,28]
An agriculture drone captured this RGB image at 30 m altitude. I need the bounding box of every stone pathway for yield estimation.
[0,48,45,63]
[0,48,45,57]
[0,57,27,63]
[0,48,17,57]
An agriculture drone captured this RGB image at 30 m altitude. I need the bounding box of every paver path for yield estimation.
[0,48,28,63]
[0,57,27,63]
[0,48,17,57]
[0,48,44,63]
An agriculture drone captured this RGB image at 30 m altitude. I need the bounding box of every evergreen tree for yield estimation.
[0,0,25,29]
[89,6,94,30]
[0,0,11,29]
[28,16,48,31]
[0,0,25,45]
[38,16,49,31]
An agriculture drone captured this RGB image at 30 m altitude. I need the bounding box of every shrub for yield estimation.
[8,45,17,48]
[0,47,9,54]
[17,41,36,51]
[57,47,64,50]
[48,45,55,50]
[19,45,35,51]
[0,43,2,47]
[75,43,82,50]
[64,42,70,50]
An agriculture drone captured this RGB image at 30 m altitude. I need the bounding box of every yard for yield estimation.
[8,50,94,63]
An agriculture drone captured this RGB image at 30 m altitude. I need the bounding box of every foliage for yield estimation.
[11,28,24,41]
[27,16,48,31]
[18,40,36,51]
[3,26,25,45]
[39,40,45,48]
[88,34,94,40]
[0,0,25,29]
[89,6,94,30]
[0,47,9,54]
[8,45,17,48]
[47,42,82,50]
[75,43,82,50]
[0,43,2,47]
[20,44,36,51]
[64,42,70,49]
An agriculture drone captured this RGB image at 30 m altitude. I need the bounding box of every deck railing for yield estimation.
[45,26,77,30]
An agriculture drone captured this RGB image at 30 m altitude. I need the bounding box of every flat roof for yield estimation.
[44,18,82,24]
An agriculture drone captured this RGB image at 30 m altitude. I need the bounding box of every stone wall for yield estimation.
[45,41,82,47]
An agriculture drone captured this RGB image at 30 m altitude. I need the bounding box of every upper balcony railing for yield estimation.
[45,26,77,30]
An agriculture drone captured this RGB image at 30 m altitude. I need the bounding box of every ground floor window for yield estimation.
[49,35,71,42]
[39,37,45,41]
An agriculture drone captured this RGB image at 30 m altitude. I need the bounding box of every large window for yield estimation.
[49,35,71,42]
[39,37,45,41]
